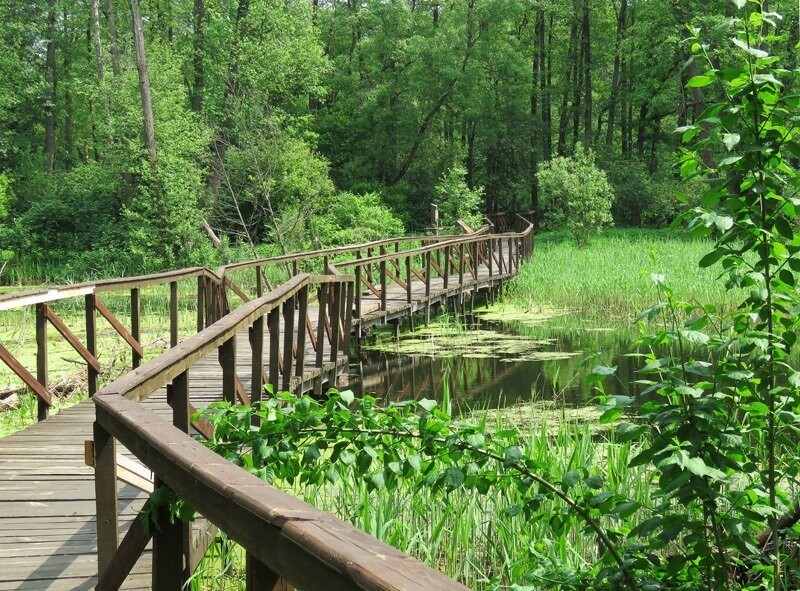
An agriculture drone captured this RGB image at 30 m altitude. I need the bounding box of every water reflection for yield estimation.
[349,315,642,408]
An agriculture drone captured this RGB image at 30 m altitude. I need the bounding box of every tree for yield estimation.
[537,145,613,246]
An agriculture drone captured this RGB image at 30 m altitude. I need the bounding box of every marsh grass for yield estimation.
[506,228,744,320]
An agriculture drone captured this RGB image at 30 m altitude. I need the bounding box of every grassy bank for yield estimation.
[503,228,741,320]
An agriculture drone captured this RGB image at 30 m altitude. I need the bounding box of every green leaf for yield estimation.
[585,475,603,490]
[722,132,741,151]
[444,466,465,490]
[563,471,581,488]
[686,457,726,480]
[732,37,768,58]
[599,407,623,424]
[699,249,724,268]
[418,398,437,412]
[592,365,617,376]
[686,75,714,88]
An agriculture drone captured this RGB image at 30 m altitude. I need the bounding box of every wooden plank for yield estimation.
[170,281,179,348]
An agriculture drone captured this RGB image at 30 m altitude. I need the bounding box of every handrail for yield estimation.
[92,270,467,590]
[215,228,490,276]
[0,212,529,424]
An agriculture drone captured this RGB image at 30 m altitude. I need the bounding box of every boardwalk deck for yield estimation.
[0,240,521,590]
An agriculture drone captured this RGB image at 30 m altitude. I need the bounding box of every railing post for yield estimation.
[35,303,48,421]
[152,474,188,590]
[256,265,263,298]
[507,236,513,274]
[488,238,494,277]
[343,281,354,354]
[498,238,505,274]
[380,246,387,311]
[250,316,264,408]
[443,245,450,289]
[131,287,142,368]
[330,283,341,363]
[295,287,308,385]
[94,419,118,577]
[85,294,98,396]
[471,241,478,280]
[458,243,465,288]
[219,337,236,404]
[170,281,179,347]
[246,555,282,591]
[268,307,280,393]
[405,256,412,305]
[316,286,326,369]
[196,276,205,333]
[323,255,329,274]
[354,266,362,319]
[282,296,295,392]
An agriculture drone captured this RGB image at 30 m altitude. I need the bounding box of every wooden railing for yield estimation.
[91,272,468,590]
[0,267,222,422]
[485,209,538,233]
[0,214,533,426]
[84,214,534,590]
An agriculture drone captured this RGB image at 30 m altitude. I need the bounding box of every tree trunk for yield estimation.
[91,0,105,83]
[530,9,541,211]
[130,0,157,165]
[64,16,75,171]
[581,0,592,147]
[103,0,122,76]
[606,0,627,147]
[44,0,57,173]
[539,11,552,161]
[191,0,204,112]
[557,16,578,156]
[572,0,583,149]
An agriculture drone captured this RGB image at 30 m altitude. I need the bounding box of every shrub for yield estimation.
[434,165,484,231]
[537,145,614,246]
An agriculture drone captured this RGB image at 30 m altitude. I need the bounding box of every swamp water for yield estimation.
[349,308,645,415]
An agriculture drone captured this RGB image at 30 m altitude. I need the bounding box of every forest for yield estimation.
[2,0,797,280]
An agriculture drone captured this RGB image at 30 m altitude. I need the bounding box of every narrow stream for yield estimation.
[349,312,643,410]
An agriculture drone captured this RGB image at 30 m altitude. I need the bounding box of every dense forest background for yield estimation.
[0,0,798,280]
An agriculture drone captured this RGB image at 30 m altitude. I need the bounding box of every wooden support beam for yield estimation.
[295,288,308,381]
[95,296,144,358]
[96,502,152,591]
[282,297,295,392]
[219,337,236,404]
[268,307,280,393]
[86,294,98,395]
[94,421,118,576]
[35,303,48,421]
[42,304,102,374]
[170,281,179,347]
[251,317,264,407]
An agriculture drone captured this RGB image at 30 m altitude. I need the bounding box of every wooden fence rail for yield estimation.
[0,227,502,425]
[91,272,468,590]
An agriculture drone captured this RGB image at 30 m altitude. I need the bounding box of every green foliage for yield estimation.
[435,165,484,231]
[538,146,614,246]
[310,192,405,247]
[200,390,647,589]
[593,4,800,589]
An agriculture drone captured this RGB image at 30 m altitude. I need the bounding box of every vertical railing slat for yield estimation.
[35,303,48,421]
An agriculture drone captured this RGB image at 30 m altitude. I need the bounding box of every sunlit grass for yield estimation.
[504,228,743,321]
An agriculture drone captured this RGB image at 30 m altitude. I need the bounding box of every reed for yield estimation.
[504,228,743,320]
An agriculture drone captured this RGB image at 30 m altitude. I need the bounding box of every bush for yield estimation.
[537,145,614,246]
[434,165,484,231]
[310,192,405,247]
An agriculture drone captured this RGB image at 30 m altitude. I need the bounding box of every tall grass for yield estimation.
[505,228,742,320]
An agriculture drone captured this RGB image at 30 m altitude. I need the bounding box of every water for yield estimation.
[349,313,643,409]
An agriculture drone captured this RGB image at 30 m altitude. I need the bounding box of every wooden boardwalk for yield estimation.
[0,225,530,590]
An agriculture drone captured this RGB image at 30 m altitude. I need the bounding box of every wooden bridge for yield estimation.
[0,212,534,590]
